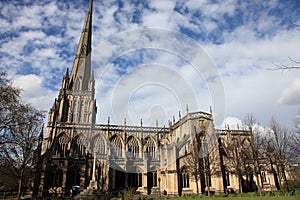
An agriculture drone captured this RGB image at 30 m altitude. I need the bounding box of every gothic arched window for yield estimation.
[127,136,140,158]
[55,133,69,157]
[94,135,106,156]
[111,135,123,157]
[144,137,156,158]
[181,167,189,188]
[74,134,87,158]
[83,100,91,123]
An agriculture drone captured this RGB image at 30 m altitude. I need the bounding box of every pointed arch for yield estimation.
[144,136,156,158]
[55,133,70,157]
[110,135,123,157]
[66,164,81,189]
[73,134,87,158]
[127,136,141,158]
[44,165,64,189]
[180,166,190,188]
[93,134,106,157]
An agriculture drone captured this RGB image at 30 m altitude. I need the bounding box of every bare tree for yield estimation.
[0,72,21,136]
[0,72,45,200]
[197,120,219,196]
[263,118,292,192]
[291,112,300,162]
[222,129,255,194]
[182,121,218,196]
[183,140,200,194]
[226,135,244,193]
[243,113,263,196]
[201,129,219,196]
[1,109,44,199]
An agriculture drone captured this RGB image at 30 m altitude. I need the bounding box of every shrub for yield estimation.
[282,180,300,190]
[123,188,135,200]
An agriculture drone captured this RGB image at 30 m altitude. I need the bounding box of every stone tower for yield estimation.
[44,0,96,150]
[39,0,97,196]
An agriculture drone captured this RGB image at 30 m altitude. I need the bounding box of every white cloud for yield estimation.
[218,116,270,142]
[13,74,43,98]
[95,61,207,126]
[278,79,300,105]
[202,19,300,127]
[219,116,243,130]
[1,0,299,129]
[13,74,56,110]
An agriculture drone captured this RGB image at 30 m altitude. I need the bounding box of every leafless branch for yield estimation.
[290,21,300,30]
[268,22,300,71]
[268,61,300,71]
[289,56,300,65]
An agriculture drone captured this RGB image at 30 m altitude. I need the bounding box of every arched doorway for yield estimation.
[43,165,64,194]
[66,164,81,191]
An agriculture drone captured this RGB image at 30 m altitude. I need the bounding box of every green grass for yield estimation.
[175,196,298,200]
[172,189,300,200]
[20,188,300,200]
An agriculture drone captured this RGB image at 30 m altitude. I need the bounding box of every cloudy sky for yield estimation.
[0,0,299,129]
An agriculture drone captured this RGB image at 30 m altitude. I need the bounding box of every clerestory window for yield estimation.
[111,135,123,157]
[144,137,156,158]
[127,136,140,158]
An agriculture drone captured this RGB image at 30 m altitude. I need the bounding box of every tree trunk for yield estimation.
[260,172,264,189]
[195,173,199,194]
[206,173,210,196]
[197,137,206,194]
[282,165,289,192]
[238,174,242,194]
[235,147,242,194]
[253,155,262,196]
[255,173,262,196]
[218,138,227,194]
[17,169,24,200]
[276,164,282,189]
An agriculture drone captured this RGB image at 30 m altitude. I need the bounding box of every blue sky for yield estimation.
[0,0,300,129]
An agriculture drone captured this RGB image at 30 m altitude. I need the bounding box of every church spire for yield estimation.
[69,0,93,91]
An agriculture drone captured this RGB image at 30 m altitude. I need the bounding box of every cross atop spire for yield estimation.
[69,0,93,91]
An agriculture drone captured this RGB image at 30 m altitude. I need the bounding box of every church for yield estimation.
[32,0,280,198]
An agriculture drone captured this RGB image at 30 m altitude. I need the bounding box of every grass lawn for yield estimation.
[176,196,299,200]
[173,189,300,200]
[173,191,300,200]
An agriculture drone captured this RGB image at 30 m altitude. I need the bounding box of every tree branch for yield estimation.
[268,61,300,71]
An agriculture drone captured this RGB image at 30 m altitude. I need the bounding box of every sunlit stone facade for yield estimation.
[33,0,279,197]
